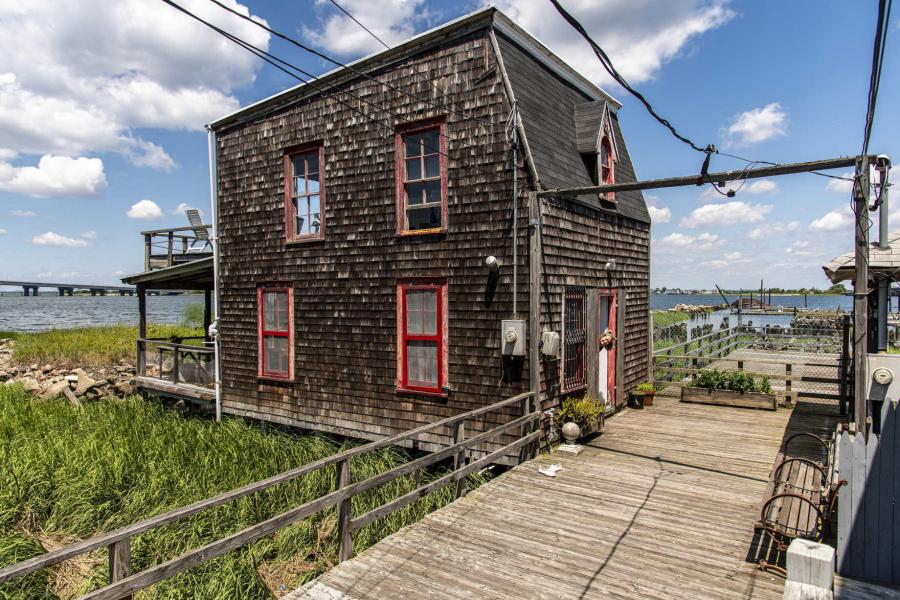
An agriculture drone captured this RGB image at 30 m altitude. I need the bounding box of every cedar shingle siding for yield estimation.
[212,10,650,453]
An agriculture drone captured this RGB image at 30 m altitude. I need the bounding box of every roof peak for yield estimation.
[210,6,618,131]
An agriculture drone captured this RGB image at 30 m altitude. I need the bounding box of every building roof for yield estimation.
[121,257,214,290]
[823,232,900,283]
[209,8,618,131]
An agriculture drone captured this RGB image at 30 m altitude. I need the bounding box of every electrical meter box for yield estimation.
[541,330,560,358]
[867,353,900,403]
[501,319,526,356]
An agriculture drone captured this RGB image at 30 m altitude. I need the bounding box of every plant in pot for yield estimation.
[556,396,606,441]
[634,382,657,406]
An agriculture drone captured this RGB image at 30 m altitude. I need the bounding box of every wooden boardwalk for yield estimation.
[286,396,887,599]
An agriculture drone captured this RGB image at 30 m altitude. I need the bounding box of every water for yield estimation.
[0,292,854,333]
[0,295,204,332]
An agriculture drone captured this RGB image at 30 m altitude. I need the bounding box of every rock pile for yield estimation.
[0,338,135,401]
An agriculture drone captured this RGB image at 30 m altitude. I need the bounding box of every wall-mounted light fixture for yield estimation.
[484,255,501,273]
[604,259,616,271]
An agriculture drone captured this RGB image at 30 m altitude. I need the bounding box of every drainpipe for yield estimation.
[510,102,519,318]
[876,155,891,352]
[207,126,222,422]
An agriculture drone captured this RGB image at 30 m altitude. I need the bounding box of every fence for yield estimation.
[837,399,900,585]
[136,337,215,388]
[0,391,538,599]
[653,323,849,415]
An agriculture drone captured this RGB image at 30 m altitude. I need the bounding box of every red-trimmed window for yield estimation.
[397,281,448,393]
[258,286,293,380]
[395,121,448,234]
[599,135,615,201]
[563,286,586,392]
[284,145,324,242]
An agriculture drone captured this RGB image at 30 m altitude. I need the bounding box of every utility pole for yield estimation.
[853,156,870,434]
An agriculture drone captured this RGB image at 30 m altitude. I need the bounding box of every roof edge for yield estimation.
[209,7,620,131]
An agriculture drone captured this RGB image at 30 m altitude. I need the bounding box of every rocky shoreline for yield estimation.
[0,338,135,401]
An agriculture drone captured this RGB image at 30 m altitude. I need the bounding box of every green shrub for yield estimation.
[693,369,772,394]
[556,396,606,435]
[635,382,656,393]
[181,303,206,329]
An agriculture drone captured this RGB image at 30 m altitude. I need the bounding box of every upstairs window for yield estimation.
[258,286,293,380]
[396,121,447,234]
[563,286,586,392]
[284,145,324,242]
[397,281,448,394]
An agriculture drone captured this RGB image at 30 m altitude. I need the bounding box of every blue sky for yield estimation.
[0,0,896,289]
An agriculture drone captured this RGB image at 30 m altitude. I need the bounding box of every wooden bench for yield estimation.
[755,433,846,574]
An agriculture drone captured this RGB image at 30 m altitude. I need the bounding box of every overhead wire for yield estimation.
[160,0,496,177]
[206,0,501,140]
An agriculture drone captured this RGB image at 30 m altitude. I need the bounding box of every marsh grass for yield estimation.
[651,310,691,328]
[0,324,202,369]
[0,386,481,599]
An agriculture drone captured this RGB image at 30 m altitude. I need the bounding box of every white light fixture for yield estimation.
[484,255,501,273]
[604,259,616,271]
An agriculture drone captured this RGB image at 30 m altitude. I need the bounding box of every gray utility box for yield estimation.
[867,353,900,403]
[501,319,526,357]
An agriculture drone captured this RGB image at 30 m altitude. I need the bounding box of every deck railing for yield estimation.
[136,337,214,388]
[0,391,539,599]
[142,225,212,271]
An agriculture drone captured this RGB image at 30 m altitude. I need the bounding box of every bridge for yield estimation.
[0,280,135,296]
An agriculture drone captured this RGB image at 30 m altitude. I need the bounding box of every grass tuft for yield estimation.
[0,386,484,598]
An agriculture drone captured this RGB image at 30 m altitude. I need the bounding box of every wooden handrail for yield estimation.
[0,391,537,590]
[139,225,211,235]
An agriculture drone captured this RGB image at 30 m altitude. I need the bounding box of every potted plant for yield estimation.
[556,395,606,441]
[681,368,776,411]
[634,382,657,406]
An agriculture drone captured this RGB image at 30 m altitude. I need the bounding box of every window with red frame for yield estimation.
[397,124,446,233]
[398,282,446,393]
[563,287,586,391]
[285,146,324,241]
[258,286,292,379]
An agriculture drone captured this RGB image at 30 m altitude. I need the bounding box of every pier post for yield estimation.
[90,289,97,297]
[22,286,29,296]
[137,284,147,339]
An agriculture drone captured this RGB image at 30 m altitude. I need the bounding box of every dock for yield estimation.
[286,395,887,599]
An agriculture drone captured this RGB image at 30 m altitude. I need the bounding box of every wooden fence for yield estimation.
[0,391,539,599]
[837,399,900,585]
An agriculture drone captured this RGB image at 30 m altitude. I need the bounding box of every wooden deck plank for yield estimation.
[286,395,843,600]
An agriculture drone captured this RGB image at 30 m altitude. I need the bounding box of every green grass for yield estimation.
[0,386,480,599]
[651,310,691,328]
[0,324,202,369]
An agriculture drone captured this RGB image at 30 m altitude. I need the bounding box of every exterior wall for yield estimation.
[214,29,531,451]
[538,200,651,409]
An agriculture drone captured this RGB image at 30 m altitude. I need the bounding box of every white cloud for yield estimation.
[31,231,89,247]
[81,230,97,240]
[127,199,164,220]
[699,178,779,201]
[0,155,107,198]
[722,103,788,146]
[0,228,6,235]
[0,0,269,168]
[304,0,428,57]
[680,201,773,228]
[809,207,852,232]
[647,205,671,223]
[316,1,734,86]
[171,202,203,217]
[656,231,724,250]
[9,209,36,217]
[747,220,800,240]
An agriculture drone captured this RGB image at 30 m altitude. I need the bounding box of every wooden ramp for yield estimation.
[285,396,868,599]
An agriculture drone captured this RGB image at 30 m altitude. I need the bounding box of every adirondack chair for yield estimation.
[185,209,212,253]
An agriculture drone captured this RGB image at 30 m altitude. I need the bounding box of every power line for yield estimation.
[206,0,500,139]
[548,0,708,154]
[861,0,892,157]
[326,0,390,48]
[159,0,496,177]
